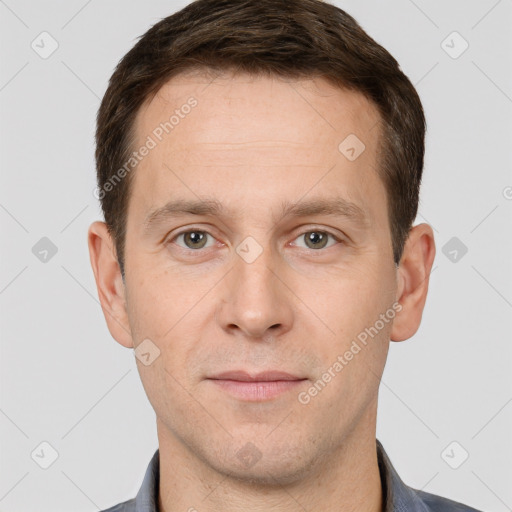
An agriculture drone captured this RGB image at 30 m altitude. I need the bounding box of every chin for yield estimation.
[205,436,318,487]
[219,458,312,487]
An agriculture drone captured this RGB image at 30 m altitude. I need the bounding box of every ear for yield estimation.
[87,221,133,348]
[391,223,436,342]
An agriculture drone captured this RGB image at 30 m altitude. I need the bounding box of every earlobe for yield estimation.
[390,223,436,342]
[87,221,134,348]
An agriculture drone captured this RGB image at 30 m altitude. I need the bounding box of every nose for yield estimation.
[215,242,294,340]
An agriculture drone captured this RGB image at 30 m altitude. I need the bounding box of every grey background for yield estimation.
[1,0,511,511]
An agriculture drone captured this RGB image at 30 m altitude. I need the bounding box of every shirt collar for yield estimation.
[135,439,428,512]
[376,438,430,512]
[134,448,159,512]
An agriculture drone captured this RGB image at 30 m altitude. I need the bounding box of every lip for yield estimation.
[209,370,304,382]
[207,370,307,401]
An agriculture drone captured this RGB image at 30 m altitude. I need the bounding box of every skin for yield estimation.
[88,71,435,512]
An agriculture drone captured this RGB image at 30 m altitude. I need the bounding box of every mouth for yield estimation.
[206,370,308,401]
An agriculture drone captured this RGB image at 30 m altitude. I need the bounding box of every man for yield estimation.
[88,0,481,510]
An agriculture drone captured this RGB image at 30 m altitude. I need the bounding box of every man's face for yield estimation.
[119,72,399,482]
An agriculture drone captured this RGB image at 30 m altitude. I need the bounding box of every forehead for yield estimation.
[135,70,380,153]
[129,71,386,231]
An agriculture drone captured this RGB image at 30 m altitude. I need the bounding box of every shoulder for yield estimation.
[415,488,482,512]
[98,497,136,512]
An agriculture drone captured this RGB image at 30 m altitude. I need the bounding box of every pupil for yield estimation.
[307,232,327,249]
[187,232,205,248]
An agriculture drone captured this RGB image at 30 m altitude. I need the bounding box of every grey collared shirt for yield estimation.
[100,439,481,512]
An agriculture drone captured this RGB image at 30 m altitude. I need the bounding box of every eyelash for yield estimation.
[167,227,343,253]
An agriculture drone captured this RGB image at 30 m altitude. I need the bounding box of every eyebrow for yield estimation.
[142,196,370,233]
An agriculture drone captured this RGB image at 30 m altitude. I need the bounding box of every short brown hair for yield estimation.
[95,0,426,279]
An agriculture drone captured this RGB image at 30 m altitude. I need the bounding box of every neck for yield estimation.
[156,418,383,512]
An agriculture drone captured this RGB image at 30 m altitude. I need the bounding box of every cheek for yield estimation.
[126,266,198,336]
[125,281,164,340]
[308,264,391,331]
[126,270,213,378]
[303,266,395,380]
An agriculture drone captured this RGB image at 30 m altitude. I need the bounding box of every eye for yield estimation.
[168,228,341,252]
[172,230,216,250]
[292,230,340,250]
